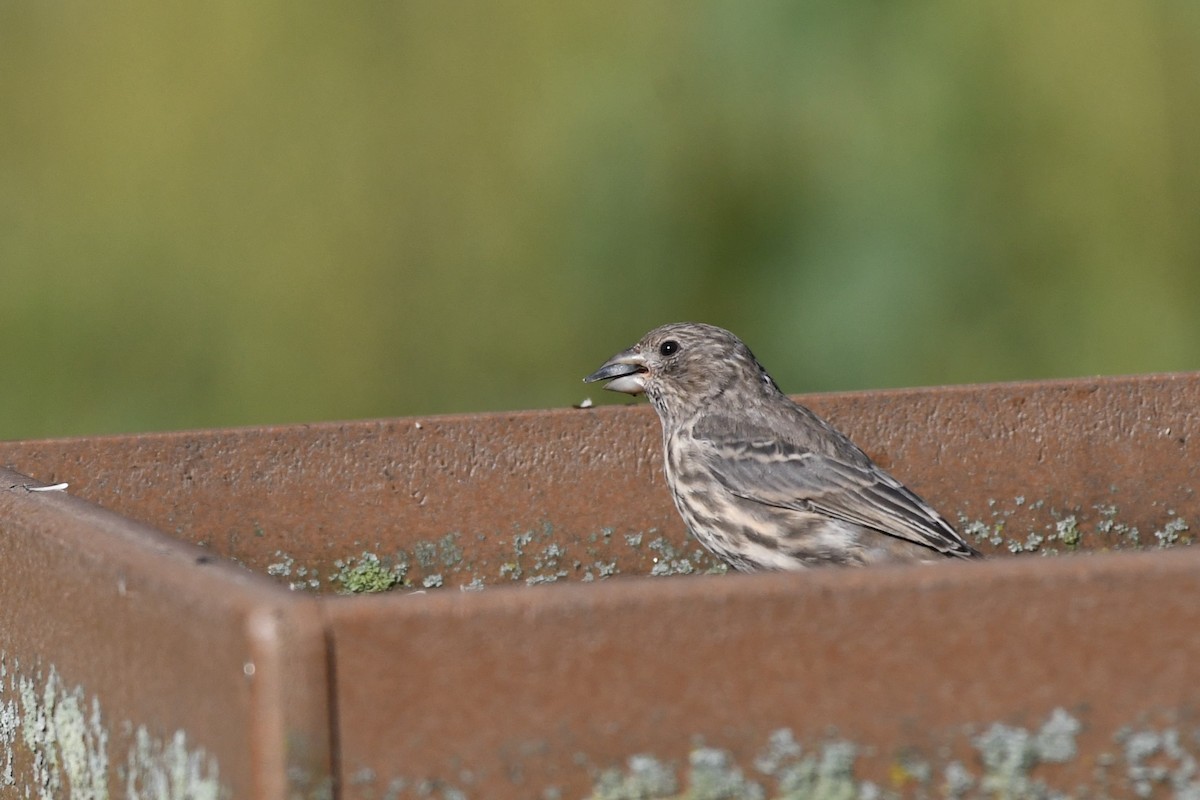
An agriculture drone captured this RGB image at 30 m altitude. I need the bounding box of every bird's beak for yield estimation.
[583,348,647,395]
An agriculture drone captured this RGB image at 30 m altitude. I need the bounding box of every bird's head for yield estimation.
[584,322,781,422]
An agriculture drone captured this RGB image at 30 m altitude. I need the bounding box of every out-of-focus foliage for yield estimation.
[2,3,1198,438]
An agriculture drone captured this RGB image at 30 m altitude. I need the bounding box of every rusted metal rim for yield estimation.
[2,371,1199,797]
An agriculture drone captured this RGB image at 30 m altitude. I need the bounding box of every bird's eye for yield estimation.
[659,340,679,356]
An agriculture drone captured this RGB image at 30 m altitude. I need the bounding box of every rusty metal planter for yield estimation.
[2,372,1200,799]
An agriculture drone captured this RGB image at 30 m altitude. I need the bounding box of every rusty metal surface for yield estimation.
[2,372,1198,591]
[326,548,1200,798]
[2,373,1200,797]
[0,467,333,799]
[2,401,676,590]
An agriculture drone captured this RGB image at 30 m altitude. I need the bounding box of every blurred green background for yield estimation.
[3,3,1198,440]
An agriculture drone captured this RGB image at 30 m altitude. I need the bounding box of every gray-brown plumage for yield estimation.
[584,322,980,571]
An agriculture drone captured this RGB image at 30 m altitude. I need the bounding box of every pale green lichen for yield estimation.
[126,727,222,800]
[526,573,567,585]
[12,663,111,799]
[266,552,294,578]
[589,754,679,799]
[526,542,569,584]
[685,747,764,799]
[1033,708,1081,763]
[1093,504,1143,549]
[771,740,859,800]
[413,541,439,568]
[942,761,974,798]
[754,729,803,776]
[974,714,1080,796]
[1155,517,1191,548]
[1053,517,1081,551]
[333,552,406,594]
[1,656,225,799]
[259,496,1193,595]
[435,533,464,567]
[577,737,863,800]
[353,709,1200,799]
[1114,725,1200,798]
[959,496,1193,557]
[258,520,732,593]
[384,779,467,800]
[647,537,706,577]
[266,550,323,591]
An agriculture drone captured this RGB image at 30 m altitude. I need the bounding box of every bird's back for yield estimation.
[670,394,980,568]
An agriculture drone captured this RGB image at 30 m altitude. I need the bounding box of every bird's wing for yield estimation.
[704,437,978,557]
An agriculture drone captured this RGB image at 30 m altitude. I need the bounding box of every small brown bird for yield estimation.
[584,322,980,571]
